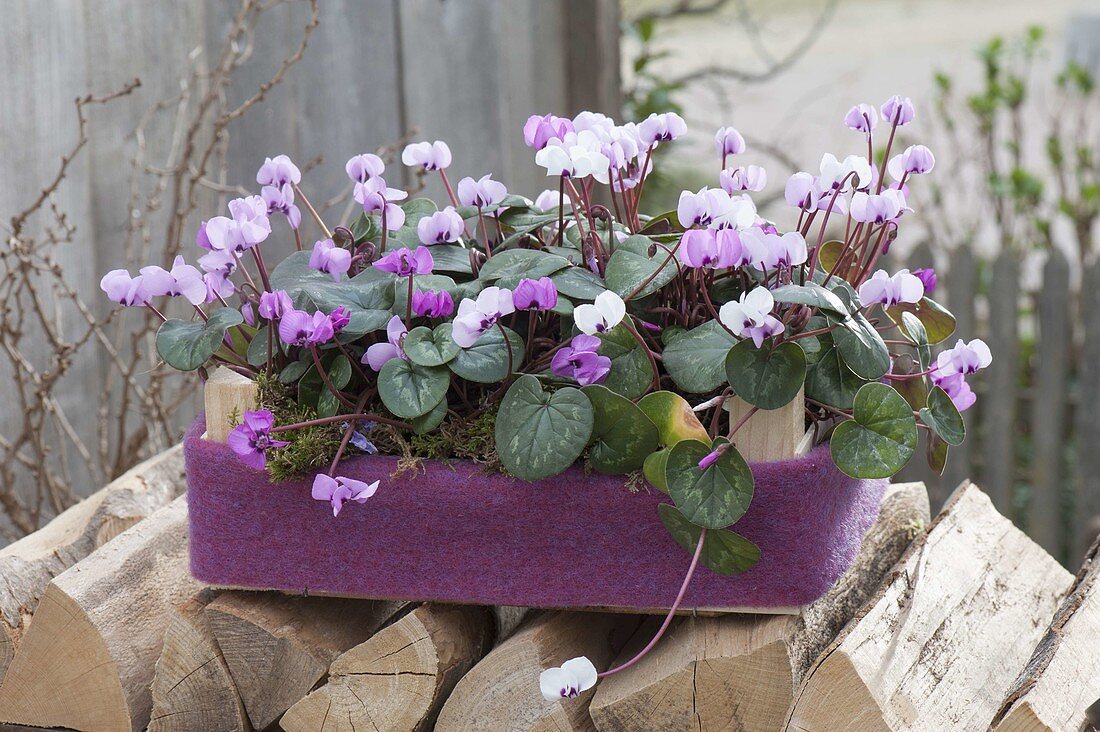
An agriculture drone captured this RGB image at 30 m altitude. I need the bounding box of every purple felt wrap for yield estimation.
[185,416,887,612]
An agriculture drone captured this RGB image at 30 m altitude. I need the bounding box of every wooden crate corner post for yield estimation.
[204,366,259,443]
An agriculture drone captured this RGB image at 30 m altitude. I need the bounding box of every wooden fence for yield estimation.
[894,242,1096,565]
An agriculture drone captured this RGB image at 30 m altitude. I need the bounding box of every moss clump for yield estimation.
[257,372,345,482]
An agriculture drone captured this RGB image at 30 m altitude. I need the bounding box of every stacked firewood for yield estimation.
[0,447,1098,730]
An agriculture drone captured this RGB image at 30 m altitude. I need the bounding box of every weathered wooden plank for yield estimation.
[1029,249,1070,560]
[1077,261,1100,558]
[943,245,978,498]
[983,252,1020,517]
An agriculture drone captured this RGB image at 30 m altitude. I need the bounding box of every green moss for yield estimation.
[256,372,345,483]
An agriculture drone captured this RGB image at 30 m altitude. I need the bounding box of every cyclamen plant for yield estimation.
[102,95,989,700]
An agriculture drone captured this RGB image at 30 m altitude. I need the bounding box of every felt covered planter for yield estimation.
[185,416,888,613]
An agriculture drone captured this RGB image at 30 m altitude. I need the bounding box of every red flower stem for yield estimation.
[250,247,272,292]
[310,346,358,410]
[439,170,459,207]
[144,303,167,322]
[293,227,304,252]
[328,391,372,476]
[598,527,706,679]
[271,412,412,433]
[192,304,209,322]
[292,183,332,239]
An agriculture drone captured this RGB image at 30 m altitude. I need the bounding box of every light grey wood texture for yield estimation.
[1077,261,1100,558]
[983,252,1020,517]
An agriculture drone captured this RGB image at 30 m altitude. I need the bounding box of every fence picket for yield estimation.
[1029,250,1070,559]
[1077,261,1100,556]
[983,252,1020,518]
[943,246,978,497]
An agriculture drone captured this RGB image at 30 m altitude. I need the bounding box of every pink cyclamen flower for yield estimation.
[881,95,915,126]
[328,306,351,333]
[373,246,434,277]
[720,165,766,193]
[364,315,408,371]
[258,289,293,320]
[844,103,879,133]
[887,144,935,181]
[931,372,977,412]
[513,277,558,311]
[204,195,272,252]
[196,220,213,250]
[819,153,873,191]
[261,184,301,229]
[523,114,574,151]
[850,190,908,224]
[550,334,611,386]
[100,269,152,306]
[935,338,992,377]
[417,208,466,245]
[311,474,379,517]
[204,271,236,300]
[638,112,687,146]
[719,287,784,348]
[401,140,452,171]
[227,410,288,471]
[714,126,746,158]
[411,289,455,318]
[345,153,385,183]
[452,286,515,348]
[309,239,352,281]
[354,177,409,231]
[913,267,936,294]
[534,189,564,211]
[785,172,822,211]
[256,155,301,188]
[698,449,721,471]
[857,269,925,308]
[679,229,743,270]
[278,309,335,346]
[198,248,236,276]
[139,256,207,305]
[457,174,508,209]
[740,229,807,270]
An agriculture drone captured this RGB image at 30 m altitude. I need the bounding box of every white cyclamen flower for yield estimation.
[574,291,626,335]
[540,656,598,701]
[819,153,873,191]
[719,287,784,347]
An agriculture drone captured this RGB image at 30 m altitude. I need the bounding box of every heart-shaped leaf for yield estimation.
[495,375,594,480]
[377,359,449,419]
[724,340,806,409]
[596,325,652,400]
[478,249,571,285]
[604,235,677,299]
[663,320,737,394]
[448,325,524,383]
[805,333,867,410]
[156,308,244,371]
[830,311,890,380]
[771,282,849,316]
[831,382,918,478]
[900,311,931,370]
[657,504,760,576]
[551,266,606,301]
[410,396,448,434]
[637,392,710,446]
[927,433,948,475]
[404,323,461,367]
[666,438,754,529]
[919,386,965,446]
[582,385,660,474]
[643,448,671,492]
[885,297,956,345]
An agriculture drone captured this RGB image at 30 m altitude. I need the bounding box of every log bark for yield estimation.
[785,482,1074,732]
[205,591,405,730]
[281,604,493,732]
[991,536,1100,732]
[0,444,185,683]
[0,495,200,731]
[203,366,259,443]
[435,610,643,732]
[588,481,930,731]
[149,588,250,732]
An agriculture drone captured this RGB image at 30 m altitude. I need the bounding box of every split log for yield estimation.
[435,610,643,731]
[588,481,930,731]
[203,366,259,443]
[0,495,200,731]
[0,444,185,683]
[785,482,1074,731]
[281,604,493,732]
[205,591,405,730]
[991,536,1100,732]
[149,588,250,732]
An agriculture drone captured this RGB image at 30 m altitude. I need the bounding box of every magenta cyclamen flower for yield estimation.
[311,474,379,517]
[913,268,936,294]
[258,289,293,320]
[364,315,408,371]
[278,309,335,346]
[638,112,687,146]
[881,95,915,126]
[457,174,508,209]
[550,334,611,386]
[844,103,879,133]
[857,269,925,308]
[523,114,573,150]
[417,208,465,245]
[373,246,434,277]
[100,269,152,306]
[345,153,385,183]
[512,277,558,311]
[309,239,352,281]
[227,410,288,470]
[329,306,351,332]
[411,289,455,318]
[714,126,745,158]
[256,155,301,188]
[720,165,766,193]
[452,287,515,348]
[261,184,301,229]
[401,140,452,171]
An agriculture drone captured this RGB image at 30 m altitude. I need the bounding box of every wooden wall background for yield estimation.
[0,0,621,529]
